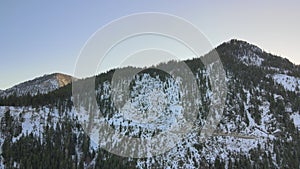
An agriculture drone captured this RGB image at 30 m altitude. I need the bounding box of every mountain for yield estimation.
[0,73,73,98]
[0,39,300,169]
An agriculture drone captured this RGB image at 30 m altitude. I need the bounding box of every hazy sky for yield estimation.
[0,0,299,89]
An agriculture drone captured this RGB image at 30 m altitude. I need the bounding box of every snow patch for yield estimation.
[291,112,300,130]
[273,74,300,92]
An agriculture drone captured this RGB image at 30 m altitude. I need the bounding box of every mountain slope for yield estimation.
[0,39,300,169]
[0,73,72,98]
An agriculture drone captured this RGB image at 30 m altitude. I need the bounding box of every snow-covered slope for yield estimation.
[0,73,72,97]
[273,74,300,92]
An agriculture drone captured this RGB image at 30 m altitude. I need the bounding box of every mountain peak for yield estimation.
[216,39,265,66]
[215,39,299,77]
[224,39,263,53]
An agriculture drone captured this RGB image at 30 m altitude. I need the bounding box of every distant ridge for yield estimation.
[0,73,73,97]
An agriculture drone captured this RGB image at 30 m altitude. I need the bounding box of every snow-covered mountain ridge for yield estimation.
[0,39,300,169]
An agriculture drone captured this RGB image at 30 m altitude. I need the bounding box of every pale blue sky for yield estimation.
[0,0,299,89]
